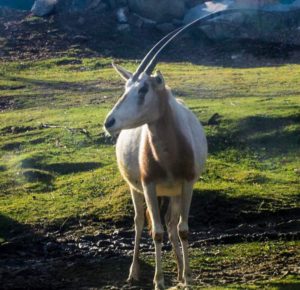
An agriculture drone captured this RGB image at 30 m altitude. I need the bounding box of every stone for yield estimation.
[185,0,206,9]
[78,16,85,24]
[235,0,278,8]
[128,13,144,28]
[86,0,107,11]
[72,35,89,42]
[128,0,186,22]
[117,23,130,32]
[87,0,102,10]
[116,7,128,23]
[156,22,176,33]
[31,0,57,16]
[183,0,233,24]
[108,0,117,9]
[183,0,300,46]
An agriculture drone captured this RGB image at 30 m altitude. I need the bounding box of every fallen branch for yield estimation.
[40,123,91,138]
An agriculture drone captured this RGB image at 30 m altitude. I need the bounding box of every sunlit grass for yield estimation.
[0,58,299,239]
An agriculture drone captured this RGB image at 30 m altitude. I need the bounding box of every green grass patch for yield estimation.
[0,58,299,241]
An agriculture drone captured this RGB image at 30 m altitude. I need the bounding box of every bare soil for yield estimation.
[1,7,300,67]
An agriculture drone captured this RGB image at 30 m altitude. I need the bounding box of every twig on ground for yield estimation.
[40,123,91,138]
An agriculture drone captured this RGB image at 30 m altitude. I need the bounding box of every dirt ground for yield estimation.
[1,7,300,66]
[0,7,300,290]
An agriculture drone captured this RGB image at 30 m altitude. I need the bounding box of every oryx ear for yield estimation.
[112,62,132,81]
[151,70,165,89]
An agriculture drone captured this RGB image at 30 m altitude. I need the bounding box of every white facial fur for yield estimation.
[104,71,162,135]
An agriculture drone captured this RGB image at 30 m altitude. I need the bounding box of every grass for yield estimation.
[0,56,299,287]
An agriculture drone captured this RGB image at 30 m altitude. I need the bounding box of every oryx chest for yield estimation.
[139,127,195,196]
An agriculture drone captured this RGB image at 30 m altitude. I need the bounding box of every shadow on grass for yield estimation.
[1,74,119,94]
[16,154,102,192]
[190,189,300,231]
[0,213,31,242]
[0,165,6,171]
[0,136,46,152]
[21,155,102,175]
[207,114,300,156]
[43,162,102,175]
[59,257,155,290]
[267,281,300,290]
[0,212,155,289]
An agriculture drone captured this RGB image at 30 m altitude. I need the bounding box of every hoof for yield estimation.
[126,276,139,285]
[177,282,191,290]
[154,278,165,290]
[155,284,165,290]
[177,274,183,283]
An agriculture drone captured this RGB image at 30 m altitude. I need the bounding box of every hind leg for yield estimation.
[128,187,145,282]
[178,182,194,287]
[165,196,183,282]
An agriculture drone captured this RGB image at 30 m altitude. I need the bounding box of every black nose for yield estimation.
[105,117,115,129]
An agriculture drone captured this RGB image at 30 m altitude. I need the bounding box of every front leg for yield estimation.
[127,188,145,283]
[143,182,165,290]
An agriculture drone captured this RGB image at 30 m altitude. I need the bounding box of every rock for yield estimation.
[128,0,186,22]
[117,7,128,23]
[78,16,85,24]
[235,0,278,8]
[186,0,206,9]
[183,1,300,46]
[156,22,176,33]
[108,0,117,9]
[128,13,144,28]
[183,0,233,24]
[117,23,130,32]
[72,35,89,42]
[87,0,102,9]
[86,0,107,11]
[31,0,57,17]
[70,0,86,12]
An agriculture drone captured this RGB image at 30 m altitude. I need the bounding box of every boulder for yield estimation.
[184,1,233,24]
[128,0,186,22]
[117,23,130,32]
[156,22,176,33]
[31,0,57,16]
[185,0,206,9]
[117,7,128,23]
[86,0,107,11]
[0,0,35,10]
[183,0,300,46]
[55,0,107,14]
[87,0,102,9]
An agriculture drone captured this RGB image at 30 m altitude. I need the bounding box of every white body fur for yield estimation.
[116,95,207,194]
[104,68,207,289]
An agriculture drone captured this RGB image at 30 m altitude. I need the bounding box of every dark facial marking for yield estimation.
[138,83,149,105]
[155,75,162,84]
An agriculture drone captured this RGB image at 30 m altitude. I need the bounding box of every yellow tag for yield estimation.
[156,181,182,196]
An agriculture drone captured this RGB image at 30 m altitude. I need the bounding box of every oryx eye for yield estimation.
[138,83,149,95]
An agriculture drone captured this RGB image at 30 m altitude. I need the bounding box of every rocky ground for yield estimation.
[1,196,299,289]
[1,7,300,66]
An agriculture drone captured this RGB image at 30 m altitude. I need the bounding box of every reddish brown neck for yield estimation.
[140,89,195,184]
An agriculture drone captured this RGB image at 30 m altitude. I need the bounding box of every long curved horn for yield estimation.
[132,27,182,81]
[144,9,255,75]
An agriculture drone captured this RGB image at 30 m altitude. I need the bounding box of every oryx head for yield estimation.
[104,65,167,135]
[103,9,242,135]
